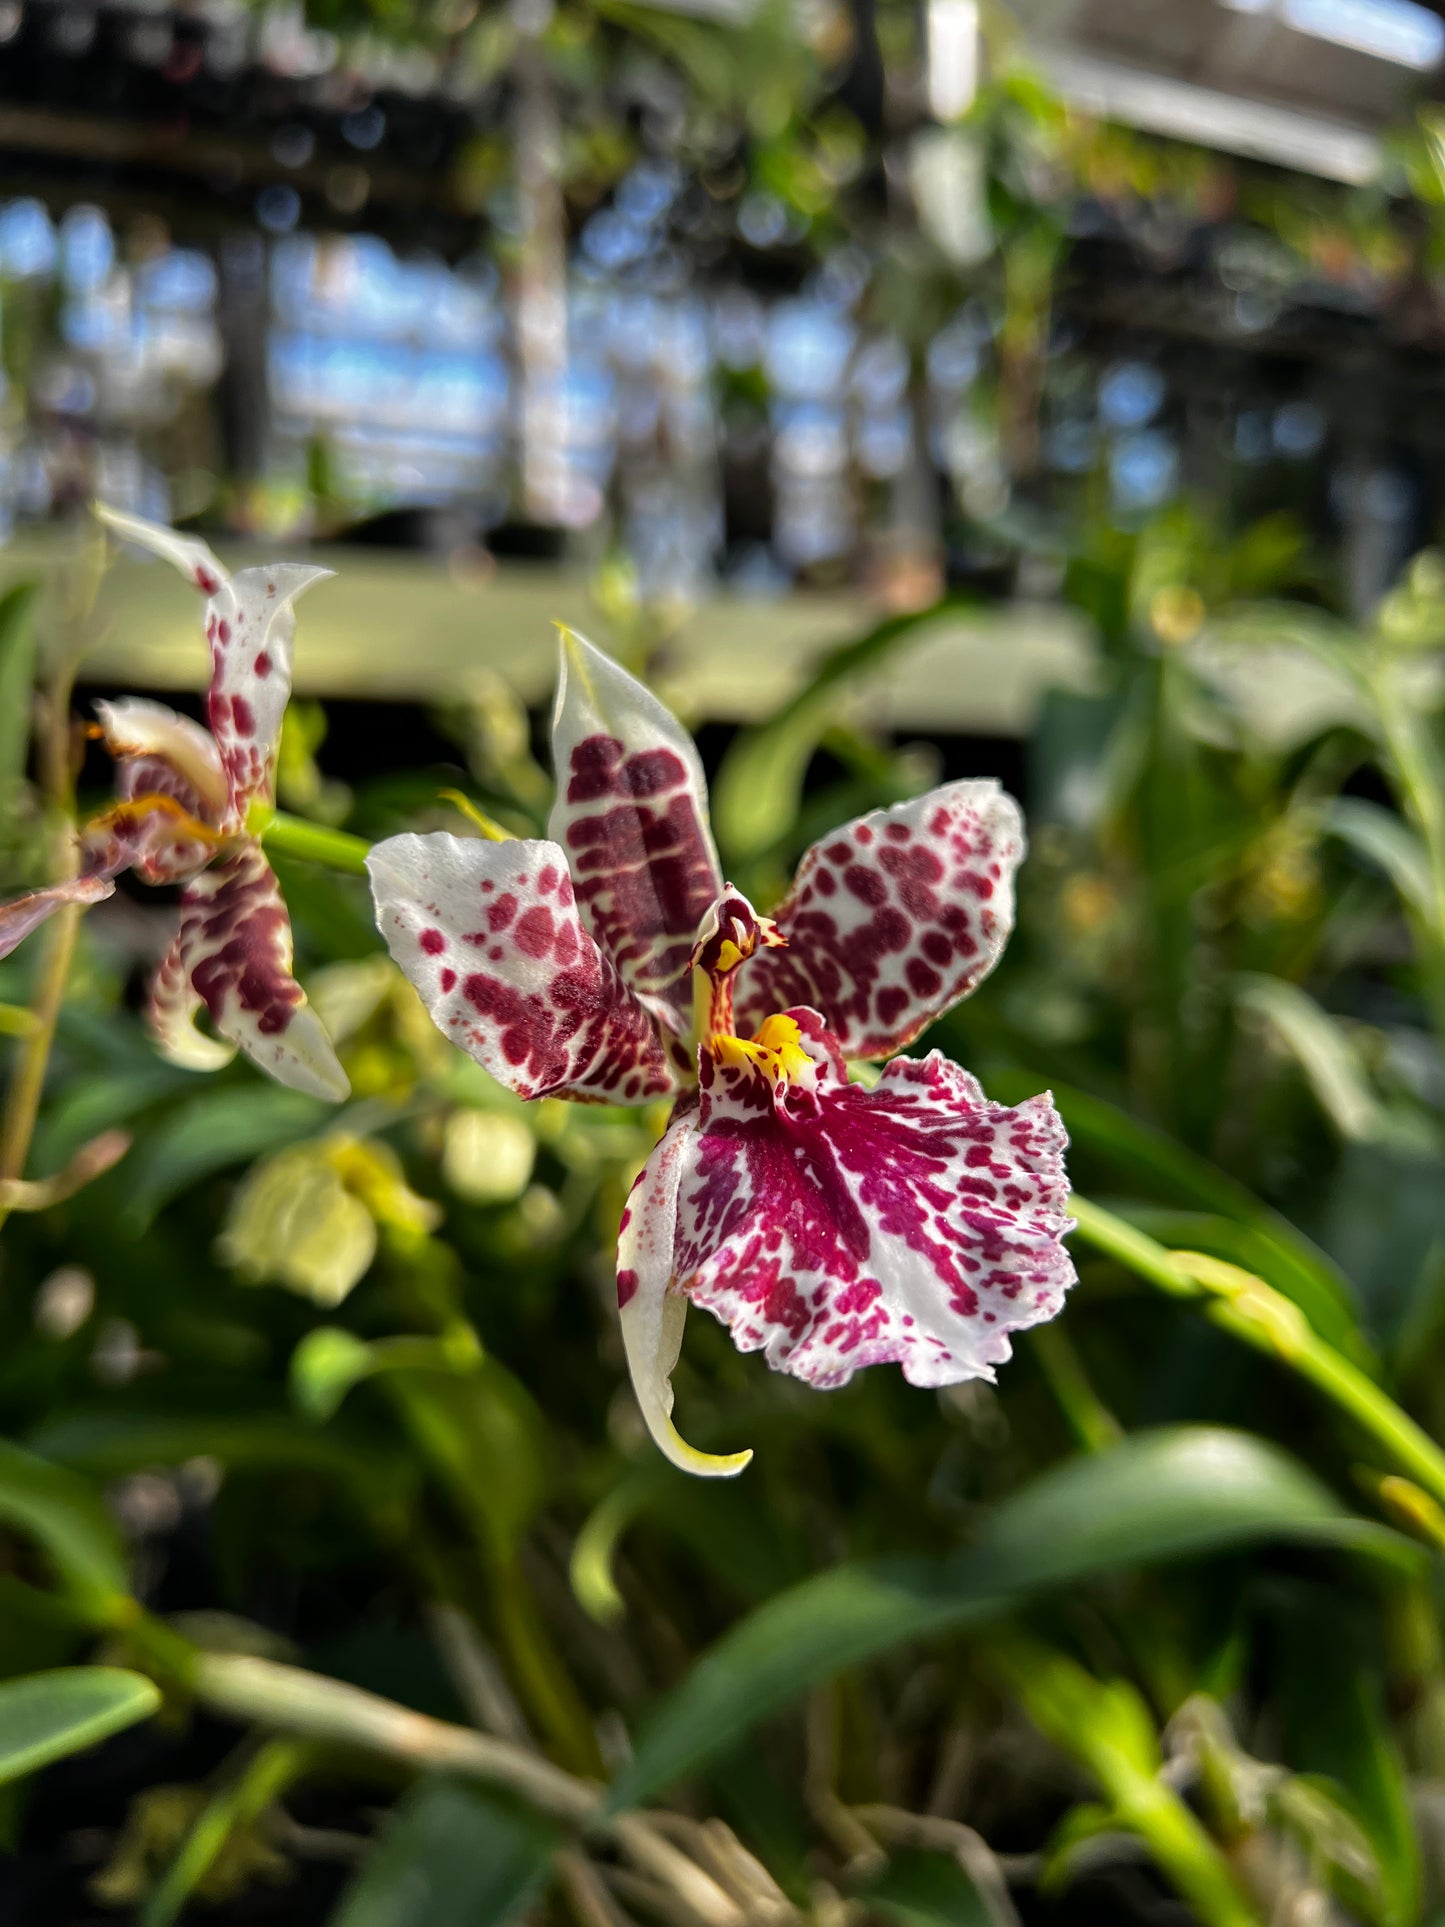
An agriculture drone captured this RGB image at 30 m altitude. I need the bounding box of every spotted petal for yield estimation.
[0,875,114,961]
[96,503,331,826]
[367,831,676,1104]
[650,1010,1074,1399]
[548,629,723,1035]
[733,781,1025,1059]
[157,842,349,1101]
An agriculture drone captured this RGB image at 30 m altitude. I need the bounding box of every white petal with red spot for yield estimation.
[732,780,1025,1059]
[617,1100,752,1477]
[0,875,114,961]
[95,502,331,826]
[161,843,349,1101]
[366,831,676,1105]
[665,1018,1074,1390]
[548,629,722,1035]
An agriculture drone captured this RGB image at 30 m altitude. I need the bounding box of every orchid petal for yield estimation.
[548,629,723,1034]
[617,1103,753,1478]
[148,927,240,1073]
[0,875,114,961]
[733,781,1025,1059]
[87,698,228,885]
[367,831,676,1104]
[96,503,331,825]
[94,697,228,822]
[159,843,349,1100]
[672,1014,1074,1391]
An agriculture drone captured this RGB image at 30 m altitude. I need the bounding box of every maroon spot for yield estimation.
[843,865,887,906]
[217,620,231,645]
[624,747,686,797]
[419,927,446,955]
[921,931,952,967]
[514,905,555,958]
[487,893,518,933]
[617,1269,639,1309]
[195,567,220,595]
[825,842,850,864]
[539,865,559,895]
[254,651,272,678]
[567,734,626,804]
[815,868,836,896]
[906,958,942,998]
[876,986,909,1027]
[884,821,910,842]
[440,967,457,992]
[230,695,255,738]
[856,825,874,845]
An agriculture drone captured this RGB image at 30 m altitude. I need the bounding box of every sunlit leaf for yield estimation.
[0,1439,129,1615]
[0,1668,160,1786]
[608,1427,1400,1809]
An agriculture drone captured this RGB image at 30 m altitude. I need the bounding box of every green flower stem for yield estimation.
[141,1737,311,1927]
[1029,1323,1123,1454]
[1070,1195,1445,1514]
[258,811,373,877]
[989,1633,1262,1927]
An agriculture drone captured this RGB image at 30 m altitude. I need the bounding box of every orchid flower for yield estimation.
[0,506,348,1103]
[367,632,1075,1475]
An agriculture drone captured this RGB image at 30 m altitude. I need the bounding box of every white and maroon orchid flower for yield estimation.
[367,632,1075,1474]
[0,506,348,1103]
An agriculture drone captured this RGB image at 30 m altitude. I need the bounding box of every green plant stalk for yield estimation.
[384,1374,603,1777]
[1071,1196,1445,1513]
[989,1637,1262,1927]
[141,1737,310,1927]
[0,629,86,1209]
[0,901,80,1202]
[188,1651,598,1824]
[258,810,373,876]
[1029,1323,1122,1453]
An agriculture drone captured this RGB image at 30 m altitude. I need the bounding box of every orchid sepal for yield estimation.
[617,1104,753,1478]
[549,628,723,1037]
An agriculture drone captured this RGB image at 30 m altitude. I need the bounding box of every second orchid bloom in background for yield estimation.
[0,507,348,1103]
[369,631,1076,1475]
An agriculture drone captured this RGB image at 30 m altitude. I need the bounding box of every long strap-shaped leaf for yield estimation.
[606,1425,1410,1812]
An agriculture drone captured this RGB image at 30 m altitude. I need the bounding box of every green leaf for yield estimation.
[711,594,979,864]
[982,1070,1367,1361]
[329,1776,559,1927]
[1324,798,1434,921]
[1236,974,1383,1142]
[0,583,38,790]
[0,1668,160,1785]
[858,1850,997,1927]
[607,1427,1399,1810]
[0,1439,129,1615]
[120,1085,330,1232]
